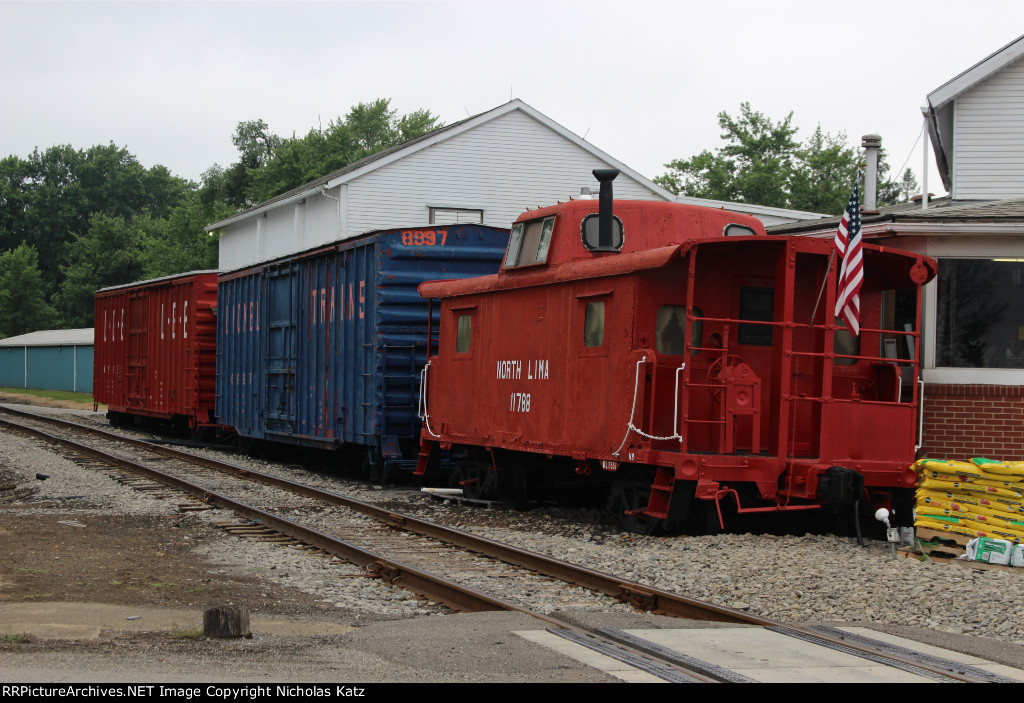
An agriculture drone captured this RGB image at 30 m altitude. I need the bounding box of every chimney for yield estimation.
[592,168,620,250]
[862,134,881,213]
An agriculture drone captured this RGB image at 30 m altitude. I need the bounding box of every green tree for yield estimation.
[55,213,150,327]
[656,102,798,208]
[222,119,284,209]
[139,197,228,279]
[0,244,57,337]
[657,103,919,215]
[241,99,443,205]
[789,125,859,214]
[0,144,192,298]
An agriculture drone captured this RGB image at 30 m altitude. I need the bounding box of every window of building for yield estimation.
[429,207,483,225]
[936,258,1024,369]
[504,217,555,268]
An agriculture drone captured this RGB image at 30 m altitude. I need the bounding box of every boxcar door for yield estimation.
[126,294,148,409]
[265,266,298,435]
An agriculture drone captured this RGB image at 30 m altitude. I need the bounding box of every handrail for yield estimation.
[612,357,685,457]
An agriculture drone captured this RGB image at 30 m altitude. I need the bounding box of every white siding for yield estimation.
[217,186,344,271]
[215,105,669,270]
[344,110,665,237]
[953,58,1024,199]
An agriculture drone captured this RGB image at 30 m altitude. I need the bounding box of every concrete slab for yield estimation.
[514,630,665,683]
[515,624,1024,683]
[838,627,1024,682]
[630,627,932,682]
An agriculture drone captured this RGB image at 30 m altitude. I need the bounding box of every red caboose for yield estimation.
[94,271,219,435]
[416,171,936,532]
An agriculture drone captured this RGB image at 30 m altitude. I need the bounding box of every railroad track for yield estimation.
[0,405,1012,683]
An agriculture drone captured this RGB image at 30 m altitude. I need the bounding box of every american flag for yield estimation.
[834,184,863,335]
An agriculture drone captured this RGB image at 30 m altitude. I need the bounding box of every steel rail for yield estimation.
[0,406,989,683]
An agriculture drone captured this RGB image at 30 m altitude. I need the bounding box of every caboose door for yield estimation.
[265,266,298,435]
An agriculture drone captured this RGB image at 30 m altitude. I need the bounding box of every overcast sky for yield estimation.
[3,0,1023,203]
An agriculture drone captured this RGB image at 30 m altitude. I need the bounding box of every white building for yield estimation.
[207,99,824,270]
[925,33,1024,200]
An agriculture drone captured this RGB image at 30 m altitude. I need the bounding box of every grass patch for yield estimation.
[0,387,95,405]
[22,593,53,600]
[150,582,177,589]
[170,626,204,640]
[1,632,31,644]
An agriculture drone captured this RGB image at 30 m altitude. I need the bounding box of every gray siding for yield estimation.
[954,58,1024,199]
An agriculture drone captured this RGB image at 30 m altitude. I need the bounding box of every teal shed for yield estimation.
[0,328,94,393]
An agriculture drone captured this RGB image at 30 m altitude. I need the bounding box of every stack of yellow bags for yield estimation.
[914,458,1024,542]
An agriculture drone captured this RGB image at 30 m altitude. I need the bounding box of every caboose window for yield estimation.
[834,318,859,365]
[738,286,774,346]
[504,217,555,268]
[656,305,701,356]
[584,301,605,347]
[580,213,624,252]
[456,315,472,353]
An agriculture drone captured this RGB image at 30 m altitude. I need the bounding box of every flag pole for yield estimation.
[810,169,862,327]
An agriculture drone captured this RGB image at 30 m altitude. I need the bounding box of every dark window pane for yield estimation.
[656,305,687,356]
[738,286,773,346]
[936,259,1024,368]
[584,301,605,348]
[456,315,471,353]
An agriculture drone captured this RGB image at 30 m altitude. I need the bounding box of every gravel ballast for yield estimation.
[4,405,1024,657]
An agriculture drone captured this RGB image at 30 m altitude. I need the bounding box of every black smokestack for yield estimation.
[592,168,619,250]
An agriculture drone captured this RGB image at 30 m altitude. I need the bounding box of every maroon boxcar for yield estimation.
[416,172,936,532]
[94,271,219,433]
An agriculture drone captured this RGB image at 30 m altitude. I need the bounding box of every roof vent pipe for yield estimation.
[861,134,881,213]
[592,168,620,249]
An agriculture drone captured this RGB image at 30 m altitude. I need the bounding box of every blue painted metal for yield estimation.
[216,224,508,463]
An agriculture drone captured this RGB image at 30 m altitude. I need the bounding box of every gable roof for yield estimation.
[207,100,677,231]
[0,328,94,347]
[924,34,1024,192]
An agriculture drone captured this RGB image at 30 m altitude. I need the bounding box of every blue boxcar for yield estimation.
[216,224,508,473]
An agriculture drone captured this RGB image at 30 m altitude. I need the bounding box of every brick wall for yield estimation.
[922,384,1024,460]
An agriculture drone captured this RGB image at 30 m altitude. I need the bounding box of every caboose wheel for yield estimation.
[687,500,723,536]
[610,481,663,535]
[451,460,490,500]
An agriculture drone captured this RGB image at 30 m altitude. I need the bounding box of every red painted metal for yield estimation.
[93,271,219,431]
[416,198,938,528]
